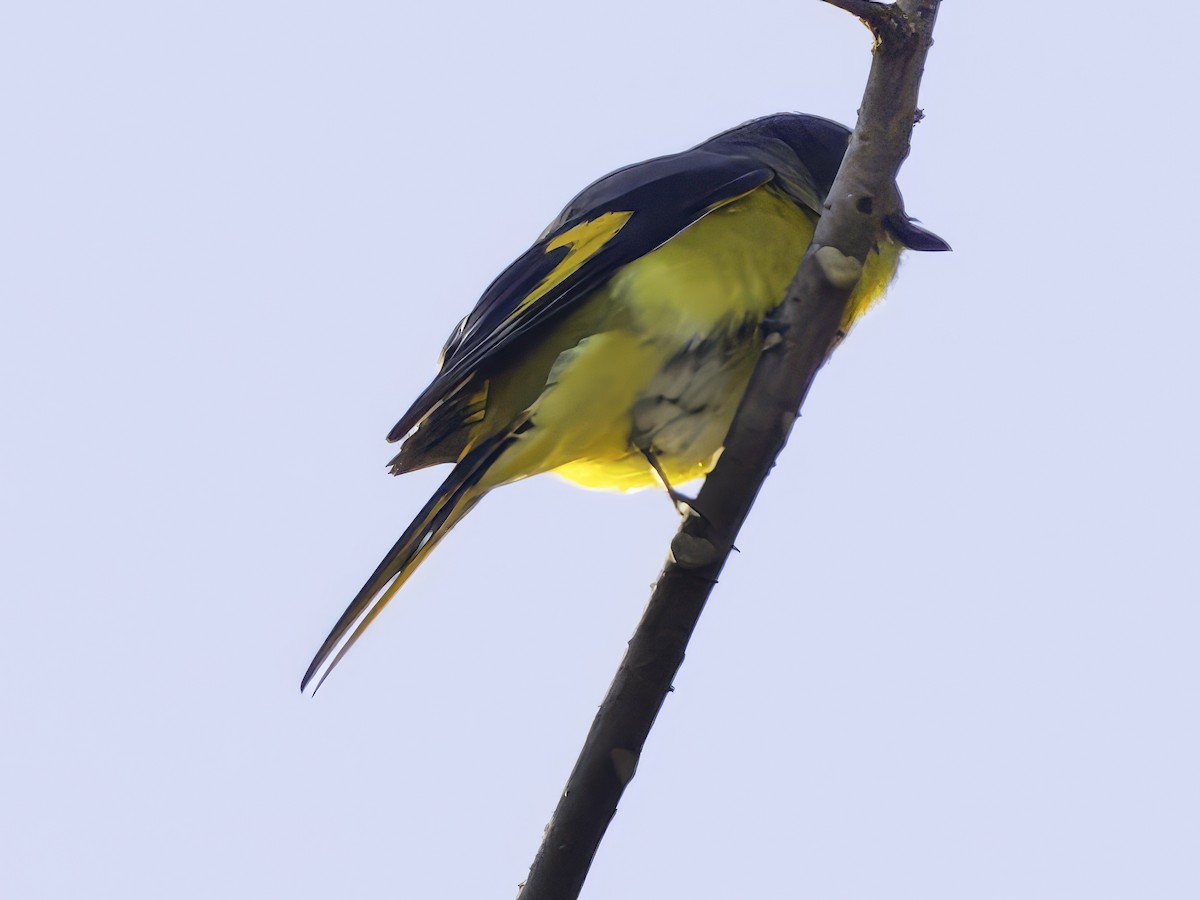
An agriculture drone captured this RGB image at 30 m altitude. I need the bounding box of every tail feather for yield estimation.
[301,431,515,694]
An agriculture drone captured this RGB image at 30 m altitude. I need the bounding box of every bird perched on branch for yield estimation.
[303,113,947,692]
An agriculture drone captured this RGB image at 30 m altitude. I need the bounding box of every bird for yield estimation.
[302,113,947,692]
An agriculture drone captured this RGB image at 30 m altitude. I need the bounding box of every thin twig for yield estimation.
[516,3,943,897]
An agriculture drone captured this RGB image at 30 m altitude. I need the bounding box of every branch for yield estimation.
[516,3,942,897]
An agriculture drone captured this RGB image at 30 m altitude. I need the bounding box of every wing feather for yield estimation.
[385,153,774,444]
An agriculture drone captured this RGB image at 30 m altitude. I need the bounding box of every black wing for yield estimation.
[386,149,774,443]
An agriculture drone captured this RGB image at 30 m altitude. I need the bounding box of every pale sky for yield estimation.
[3,2,1198,898]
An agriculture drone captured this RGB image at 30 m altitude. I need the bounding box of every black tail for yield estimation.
[302,432,515,694]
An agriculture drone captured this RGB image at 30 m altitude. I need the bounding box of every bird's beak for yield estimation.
[885,213,951,252]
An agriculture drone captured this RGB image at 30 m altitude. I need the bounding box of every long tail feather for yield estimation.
[301,432,515,694]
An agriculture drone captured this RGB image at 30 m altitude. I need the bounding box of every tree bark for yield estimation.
[516,3,944,897]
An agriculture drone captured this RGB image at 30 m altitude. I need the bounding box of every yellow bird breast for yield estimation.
[482,186,899,494]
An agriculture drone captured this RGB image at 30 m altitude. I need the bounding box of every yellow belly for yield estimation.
[481,186,901,493]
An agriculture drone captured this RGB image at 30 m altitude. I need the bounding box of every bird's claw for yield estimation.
[667,487,702,520]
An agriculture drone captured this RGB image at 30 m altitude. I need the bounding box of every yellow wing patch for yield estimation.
[510,210,635,320]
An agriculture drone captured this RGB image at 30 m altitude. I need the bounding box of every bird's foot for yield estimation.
[641,447,703,520]
[667,485,702,520]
